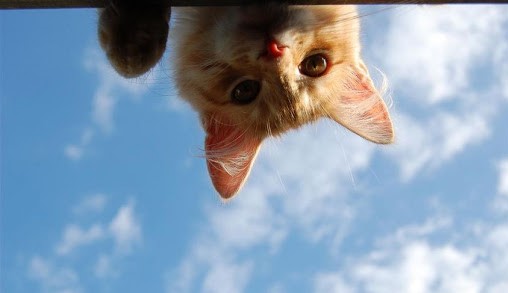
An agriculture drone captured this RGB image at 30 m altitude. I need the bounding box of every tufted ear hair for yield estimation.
[326,65,394,144]
[203,115,262,200]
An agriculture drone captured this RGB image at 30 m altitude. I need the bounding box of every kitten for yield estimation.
[99,3,394,200]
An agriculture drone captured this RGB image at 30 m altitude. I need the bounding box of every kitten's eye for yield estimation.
[299,54,328,77]
[231,80,261,105]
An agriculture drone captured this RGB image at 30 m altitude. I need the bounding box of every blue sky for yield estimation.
[1,5,508,293]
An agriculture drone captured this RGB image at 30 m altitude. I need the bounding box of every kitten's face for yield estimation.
[172,5,394,199]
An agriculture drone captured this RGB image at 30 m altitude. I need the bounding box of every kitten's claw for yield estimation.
[98,2,171,78]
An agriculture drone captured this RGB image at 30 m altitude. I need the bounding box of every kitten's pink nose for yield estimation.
[266,39,285,59]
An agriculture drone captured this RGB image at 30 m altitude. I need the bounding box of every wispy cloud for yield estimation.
[64,145,85,161]
[72,193,108,215]
[29,197,143,292]
[314,273,354,293]
[94,254,116,279]
[378,5,508,180]
[64,128,95,161]
[166,249,253,293]
[54,194,110,255]
[389,111,491,181]
[55,224,105,256]
[64,46,156,161]
[313,215,508,293]
[166,122,378,292]
[90,199,144,279]
[28,256,82,293]
[201,260,253,293]
[92,89,117,134]
[494,158,508,213]
[83,48,148,134]
[109,199,142,254]
[381,6,508,105]
[498,159,508,196]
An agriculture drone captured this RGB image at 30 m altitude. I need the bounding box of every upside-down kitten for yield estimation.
[99,3,394,200]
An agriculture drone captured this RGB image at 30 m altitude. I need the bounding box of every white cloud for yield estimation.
[314,273,354,293]
[494,159,508,212]
[166,122,380,291]
[64,145,84,161]
[353,242,481,293]
[94,254,116,279]
[64,128,94,161]
[377,5,508,180]
[166,259,197,293]
[260,125,374,247]
[83,48,150,134]
[312,215,508,293]
[166,245,253,293]
[498,159,508,196]
[92,89,117,134]
[64,46,157,161]
[266,283,286,293]
[29,197,142,293]
[206,187,287,252]
[380,215,452,246]
[28,256,82,293]
[109,200,142,254]
[55,196,141,257]
[491,38,508,101]
[55,224,104,256]
[382,5,508,104]
[388,111,491,180]
[72,193,107,215]
[201,260,253,293]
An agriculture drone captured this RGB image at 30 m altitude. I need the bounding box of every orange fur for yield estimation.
[170,5,394,199]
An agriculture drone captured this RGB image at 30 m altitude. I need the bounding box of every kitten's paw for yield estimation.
[98,1,170,78]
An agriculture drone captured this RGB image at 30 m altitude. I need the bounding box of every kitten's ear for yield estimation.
[203,115,262,200]
[327,65,394,144]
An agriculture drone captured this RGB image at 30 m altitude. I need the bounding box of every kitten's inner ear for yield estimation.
[326,67,394,144]
[204,116,262,200]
